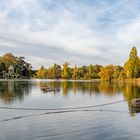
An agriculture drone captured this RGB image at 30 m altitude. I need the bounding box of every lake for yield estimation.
[0,80,140,140]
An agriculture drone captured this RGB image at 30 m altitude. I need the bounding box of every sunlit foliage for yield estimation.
[124,47,140,78]
[0,53,32,78]
[1,47,140,80]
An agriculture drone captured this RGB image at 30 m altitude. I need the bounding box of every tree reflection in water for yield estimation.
[0,80,140,115]
[40,81,121,96]
[122,82,140,116]
[39,81,140,115]
[0,81,32,104]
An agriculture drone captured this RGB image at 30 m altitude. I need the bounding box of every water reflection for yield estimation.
[40,81,124,96]
[1,80,140,115]
[122,83,140,115]
[0,81,32,104]
[39,81,140,115]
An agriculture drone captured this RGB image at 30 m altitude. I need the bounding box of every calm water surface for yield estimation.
[0,80,140,140]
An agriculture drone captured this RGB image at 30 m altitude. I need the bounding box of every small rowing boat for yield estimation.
[41,85,60,92]
[131,98,140,107]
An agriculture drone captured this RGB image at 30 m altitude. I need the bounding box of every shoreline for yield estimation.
[0,79,101,82]
[0,78,140,83]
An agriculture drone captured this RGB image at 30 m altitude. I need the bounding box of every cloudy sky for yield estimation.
[0,0,140,69]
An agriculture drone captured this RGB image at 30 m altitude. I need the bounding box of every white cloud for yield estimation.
[0,0,140,68]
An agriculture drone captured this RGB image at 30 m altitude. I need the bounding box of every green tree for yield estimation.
[124,47,140,78]
[0,53,32,78]
[53,63,57,79]
[72,65,79,80]
[62,62,70,79]
[15,57,32,78]
[79,66,88,79]
[119,70,126,79]
[0,62,6,72]
[0,62,6,78]
[84,64,93,80]
[92,64,103,78]
[52,64,61,79]
[113,65,123,79]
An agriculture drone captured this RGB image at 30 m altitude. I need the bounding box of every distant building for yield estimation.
[8,65,14,74]
[3,65,20,79]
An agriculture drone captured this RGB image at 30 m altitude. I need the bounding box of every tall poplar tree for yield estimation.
[124,47,140,78]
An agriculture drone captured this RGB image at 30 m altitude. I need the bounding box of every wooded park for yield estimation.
[0,47,139,80]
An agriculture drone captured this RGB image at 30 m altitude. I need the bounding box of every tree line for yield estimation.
[35,63,102,80]
[100,47,140,80]
[0,47,140,80]
[35,47,140,80]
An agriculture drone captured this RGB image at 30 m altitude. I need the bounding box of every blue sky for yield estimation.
[0,0,140,68]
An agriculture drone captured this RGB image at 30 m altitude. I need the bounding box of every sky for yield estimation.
[0,0,140,69]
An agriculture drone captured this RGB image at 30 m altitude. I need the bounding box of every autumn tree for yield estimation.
[124,47,140,78]
[79,66,88,79]
[36,66,47,79]
[100,65,114,81]
[62,62,70,79]
[0,53,17,69]
[92,64,103,78]
[83,64,93,79]
[113,65,123,79]
[0,53,32,78]
[52,64,61,79]
[52,63,57,79]
[72,65,79,80]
